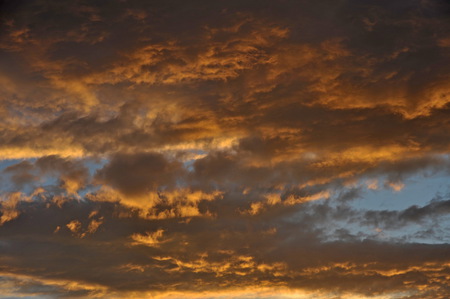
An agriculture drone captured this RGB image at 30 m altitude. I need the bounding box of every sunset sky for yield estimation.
[1,0,450,298]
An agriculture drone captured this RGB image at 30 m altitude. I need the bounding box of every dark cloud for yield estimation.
[362,197,450,229]
[95,152,183,196]
[1,196,450,298]
[2,156,90,194]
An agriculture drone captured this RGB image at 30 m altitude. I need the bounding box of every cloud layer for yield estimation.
[1,0,450,298]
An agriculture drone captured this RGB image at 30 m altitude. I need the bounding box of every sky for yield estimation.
[0,0,450,298]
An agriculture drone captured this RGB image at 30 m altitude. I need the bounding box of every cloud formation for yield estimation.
[1,0,450,298]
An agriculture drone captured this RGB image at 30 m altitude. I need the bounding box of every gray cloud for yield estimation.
[95,152,183,196]
[362,196,450,229]
[0,196,450,298]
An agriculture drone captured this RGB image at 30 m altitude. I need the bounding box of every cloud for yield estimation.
[1,0,450,298]
[3,155,90,195]
[0,195,449,298]
[131,229,165,247]
[362,197,450,229]
[95,152,183,196]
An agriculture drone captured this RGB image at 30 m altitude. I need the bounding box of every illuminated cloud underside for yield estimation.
[0,0,450,298]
